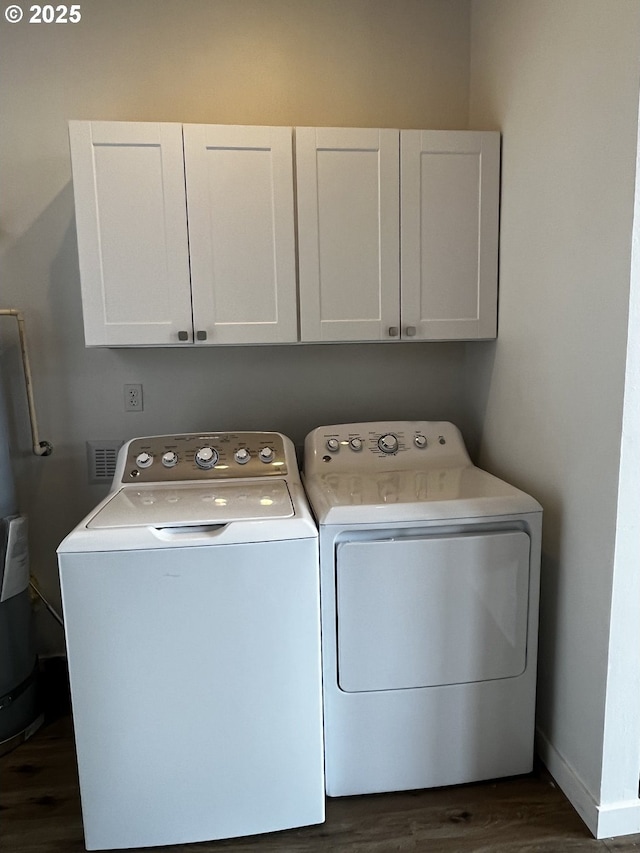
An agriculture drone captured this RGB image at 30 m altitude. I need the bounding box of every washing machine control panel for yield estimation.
[123,432,288,482]
[305,421,471,473]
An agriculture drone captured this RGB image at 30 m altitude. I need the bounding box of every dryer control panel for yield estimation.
[119,432,288,483]
[304,421,471,474]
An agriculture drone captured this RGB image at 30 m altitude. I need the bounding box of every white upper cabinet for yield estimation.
[69,121,192,346]
[70,121,499,347]
[296,128,500,343]
[401,131,500,340]
[183,125,297,345]
[70,121,297,346]
[296,128,400,342]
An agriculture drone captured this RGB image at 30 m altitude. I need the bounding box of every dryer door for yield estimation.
[336,530,530,692]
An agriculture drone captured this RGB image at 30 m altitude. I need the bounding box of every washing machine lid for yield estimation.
[304,465,542,525]
[86,479,295,529]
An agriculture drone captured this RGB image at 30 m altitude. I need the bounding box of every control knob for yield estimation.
[259,447,275,463]
[162,451,179,468]
[135,451,153,469]
[378,434,399,454]
[414,435,427,449]
[194,446,219,469]
[234,448,251,465]
[349,438,363,452]
[326,438,340,453]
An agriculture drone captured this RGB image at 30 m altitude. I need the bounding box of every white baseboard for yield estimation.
[536,726,599,836]
[596,800,640,839]
[536,727,640,839]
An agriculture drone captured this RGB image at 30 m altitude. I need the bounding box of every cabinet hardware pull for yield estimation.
[388,326,399,337]
[178,330,189,342]
[405,326,417,337]
[196,330,208,341]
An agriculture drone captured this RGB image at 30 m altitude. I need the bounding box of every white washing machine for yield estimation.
[303,421,542,798]
[57,431,324,851]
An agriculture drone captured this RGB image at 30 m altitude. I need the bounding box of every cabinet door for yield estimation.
[68,121,192,346]
[296,128,400,342]
[183,125,298,345]
[401,131,500,340]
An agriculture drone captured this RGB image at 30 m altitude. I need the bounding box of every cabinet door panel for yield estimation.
[296,128,400,342]
[401,131,499,340]
[184,125,297,344]
[69,121,192,346]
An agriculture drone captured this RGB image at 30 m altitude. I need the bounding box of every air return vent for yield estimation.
[87,441,123,484]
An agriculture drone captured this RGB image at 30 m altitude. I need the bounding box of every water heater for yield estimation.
[0,381,41,754]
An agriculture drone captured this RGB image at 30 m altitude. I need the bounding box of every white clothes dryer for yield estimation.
[58,431,324,851]
[303,421,542,798]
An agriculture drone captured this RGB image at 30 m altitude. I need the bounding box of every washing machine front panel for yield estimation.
[336,530,530,692]
[60,537,324,850]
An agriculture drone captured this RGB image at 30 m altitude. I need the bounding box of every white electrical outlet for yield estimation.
[124,384,143,412]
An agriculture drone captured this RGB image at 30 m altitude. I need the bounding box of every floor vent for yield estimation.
[87,441,123,484]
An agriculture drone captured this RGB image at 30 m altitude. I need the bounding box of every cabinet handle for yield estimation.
[388,326,399,337]
[177,330,189,342]
[405,326,417,337]
[196,330,208,342]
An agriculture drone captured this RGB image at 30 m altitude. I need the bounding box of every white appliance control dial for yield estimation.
[135,451,153,469]
[378,434,399,454]
[414,434,427,449]
[349,438,363,452]
[234,448,250,465]
[194,446,219,469]
[161,451,179,468]
[259,447,275,463]
[326,438,340,453]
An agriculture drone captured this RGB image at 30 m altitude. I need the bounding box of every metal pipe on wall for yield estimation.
[0,310,52,458]
[0,375,17,519]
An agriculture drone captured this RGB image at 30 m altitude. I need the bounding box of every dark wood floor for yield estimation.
[3,714,640,853]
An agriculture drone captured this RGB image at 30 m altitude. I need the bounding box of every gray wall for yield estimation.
[0,0,475,654]
[468,0,640,832]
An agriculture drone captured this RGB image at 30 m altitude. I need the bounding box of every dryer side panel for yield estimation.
[336,530,530,692]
